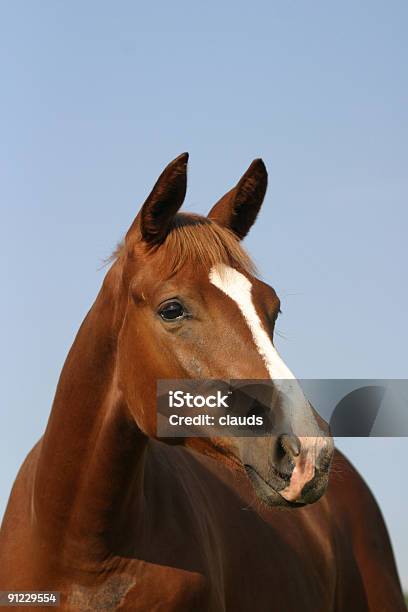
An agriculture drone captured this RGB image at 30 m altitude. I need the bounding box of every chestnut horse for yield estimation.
[0,154,405,611]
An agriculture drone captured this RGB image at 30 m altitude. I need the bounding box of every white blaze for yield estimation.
[209,263,327,502]
[209,263,295,380]
[209,263,321,429]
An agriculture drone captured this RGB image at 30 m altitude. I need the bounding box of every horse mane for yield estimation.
[112,213,256,274]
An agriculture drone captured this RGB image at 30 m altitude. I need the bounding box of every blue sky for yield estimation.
[1,1,407,589]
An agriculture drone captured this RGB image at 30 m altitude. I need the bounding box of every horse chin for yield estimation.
[244,464,328,509]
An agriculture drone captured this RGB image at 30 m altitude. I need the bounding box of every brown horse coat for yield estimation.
[0,155,405,611]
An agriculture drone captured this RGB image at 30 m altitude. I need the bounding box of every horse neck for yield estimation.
[34,263,146,565]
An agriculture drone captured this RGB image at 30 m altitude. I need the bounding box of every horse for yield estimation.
[0,153,405,611]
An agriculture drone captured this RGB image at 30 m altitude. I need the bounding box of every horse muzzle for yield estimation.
[243,434,334,508]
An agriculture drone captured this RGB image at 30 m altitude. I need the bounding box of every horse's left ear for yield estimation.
[207,159,268,239]
[126,152,189,246]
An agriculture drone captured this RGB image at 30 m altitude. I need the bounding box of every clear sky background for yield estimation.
[1,0,407,590]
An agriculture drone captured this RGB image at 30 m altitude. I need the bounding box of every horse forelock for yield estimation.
[112,213,256,276]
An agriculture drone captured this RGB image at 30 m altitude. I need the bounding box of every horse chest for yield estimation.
[131,455,337,611]
[124,504,337,612]
[65,564,210,612]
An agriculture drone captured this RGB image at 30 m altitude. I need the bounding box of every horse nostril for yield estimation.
[279,434,301,458]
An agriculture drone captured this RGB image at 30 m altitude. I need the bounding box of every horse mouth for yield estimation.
[244,464,307,508]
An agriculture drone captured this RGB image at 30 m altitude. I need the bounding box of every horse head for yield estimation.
[113,153,333,507]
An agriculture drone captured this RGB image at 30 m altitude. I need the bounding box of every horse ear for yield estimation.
[207,159,268,239]
[126,152,189,246]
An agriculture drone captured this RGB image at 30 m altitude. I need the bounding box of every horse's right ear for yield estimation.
[126,152,189,246]
[207,159,268,240]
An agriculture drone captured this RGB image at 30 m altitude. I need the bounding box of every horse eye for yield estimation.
[158,301,185,321]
